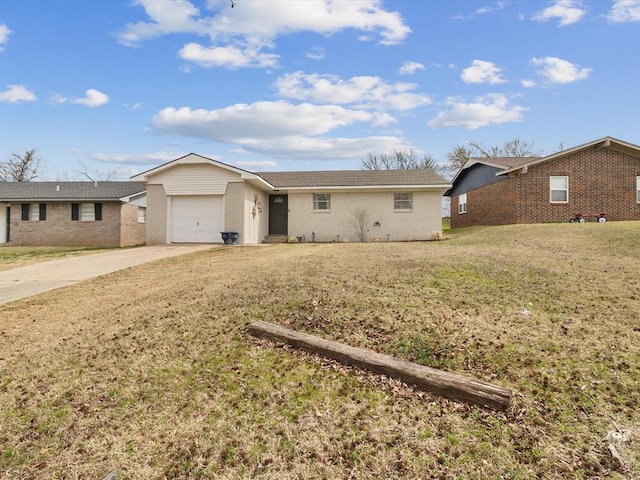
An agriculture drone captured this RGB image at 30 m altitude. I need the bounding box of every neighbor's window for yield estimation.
[637,176,640,203]
[313,193,331,211]
[71,203,102,221]
[458,193,467,214]
[21,203,46,221]
[550,176,568,203]
[138,206,146,223]
[394,192,413,210]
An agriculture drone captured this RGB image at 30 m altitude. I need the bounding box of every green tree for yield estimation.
[1,149,43,182]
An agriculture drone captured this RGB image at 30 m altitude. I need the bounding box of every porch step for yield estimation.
[262,234,285,244]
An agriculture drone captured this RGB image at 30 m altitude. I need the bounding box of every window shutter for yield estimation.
[94,203,102,221]
[71,203,79,221]
[21,204,29,221]
[39,203,47,221]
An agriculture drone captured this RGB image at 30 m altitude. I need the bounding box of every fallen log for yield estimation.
[247,321,512,411]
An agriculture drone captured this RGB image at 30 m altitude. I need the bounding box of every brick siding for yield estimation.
[8,201,144,247]
[119,203,146,246]
[224,182,245,243]
[145,184,168,244]
[288,190,443,242]
[452,147,640,227]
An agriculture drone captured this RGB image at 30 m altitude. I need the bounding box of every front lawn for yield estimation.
[0,222,638,479]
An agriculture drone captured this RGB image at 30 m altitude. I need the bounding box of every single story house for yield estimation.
[131,154,452,245]
[0,181,147,247]
[444,136,640,228]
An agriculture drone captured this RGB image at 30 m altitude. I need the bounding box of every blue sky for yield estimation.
[1,0,639,181]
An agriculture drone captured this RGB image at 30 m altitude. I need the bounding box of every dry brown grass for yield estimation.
[1,222,639,479]
[0,246,111,272]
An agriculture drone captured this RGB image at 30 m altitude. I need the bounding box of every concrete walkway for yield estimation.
[0,244,214,305]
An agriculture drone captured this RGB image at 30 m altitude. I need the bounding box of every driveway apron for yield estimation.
[0,245,214,305]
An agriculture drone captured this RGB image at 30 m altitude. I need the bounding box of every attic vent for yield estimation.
[55,185,60,191]
[94,181,98,187]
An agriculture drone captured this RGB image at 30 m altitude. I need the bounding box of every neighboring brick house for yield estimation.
[131,154,451,245]
[445,137,640,228]
[0,182,147,247]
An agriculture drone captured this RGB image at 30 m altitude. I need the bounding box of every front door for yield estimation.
[269,194,288,235]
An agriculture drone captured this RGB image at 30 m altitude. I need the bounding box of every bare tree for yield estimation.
[445,145,474,172]
[446,138,544,172]
[351,207,369,242]
[362,149,438,171]
[1,149,43,182]
[75,161,115,182]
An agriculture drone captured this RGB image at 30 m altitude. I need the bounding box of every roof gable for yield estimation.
[497,136,640,175]
[130,153,260,182]
[449,156,538,186]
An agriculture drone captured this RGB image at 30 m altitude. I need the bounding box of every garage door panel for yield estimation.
[171,196,223,243]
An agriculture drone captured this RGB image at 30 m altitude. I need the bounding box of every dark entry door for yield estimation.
[269,195,288,235]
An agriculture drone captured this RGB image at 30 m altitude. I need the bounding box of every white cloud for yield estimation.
[151,100,409,160]
[55,89,109,107]
[608,0,640,22]
[71,89,110,107]
[240,135,412,160]
[0,84,37,103]
[461,60,506,84]
[273,71,431,111]
[521,79,537,88]
[427,94,526,130]
[116,0,208,46]
[117,0,410,69]
[90,151,184,165]
[531,56,591,83]
[398,61,425,76]
[179,42,278,68]
[152,101,377,142]
[533,0,586,26]
[306,46,326,60]
[476,1,508,15]
[235,160,278,170]
[0,24,12,51]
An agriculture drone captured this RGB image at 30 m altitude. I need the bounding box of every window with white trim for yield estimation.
[21,203,46,221]
[637,176,640,203]
[550,176,568,203]
[458,193,467,214]
[71,203,102,221]
[394,192,413,210]
[313,193,331,211]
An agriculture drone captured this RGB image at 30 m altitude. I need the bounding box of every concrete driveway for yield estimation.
[0,244,214,305]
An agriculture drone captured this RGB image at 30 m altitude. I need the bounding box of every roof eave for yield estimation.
[273,184,452,191]
[497,136,640,175]
[1,197,133,202]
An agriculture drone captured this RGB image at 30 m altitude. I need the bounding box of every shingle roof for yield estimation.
[258,169,450,188]
[497,136,640,175]
[0,181,146,201]
[468,157,538,169]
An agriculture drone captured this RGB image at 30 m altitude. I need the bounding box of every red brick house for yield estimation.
[445,137,640,228]
[0,182,147,247]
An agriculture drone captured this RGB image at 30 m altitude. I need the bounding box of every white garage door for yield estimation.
[171,195,223,243]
